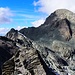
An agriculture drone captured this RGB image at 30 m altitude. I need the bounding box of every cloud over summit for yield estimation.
[31,19,45,27]
[33,0,75,15]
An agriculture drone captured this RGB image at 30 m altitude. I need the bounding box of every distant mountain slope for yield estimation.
[19,9,75,49]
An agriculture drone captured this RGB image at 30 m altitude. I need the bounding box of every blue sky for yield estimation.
[0,0,75,35]
[0,0,47,35]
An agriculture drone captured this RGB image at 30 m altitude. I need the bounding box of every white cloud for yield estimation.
[0,7,13,23]
[31,19,45,27]
[16,26,26,30]
[18,14,40,19]
[0,28,10,35]
[0,26,26,36]
[33,0,75,15]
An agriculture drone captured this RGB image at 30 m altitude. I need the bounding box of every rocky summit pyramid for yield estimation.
[20,9,75,47]
[0,9,75,75]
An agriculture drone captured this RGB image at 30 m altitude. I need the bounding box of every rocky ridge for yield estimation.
[0,9,75,75]
[19,9,75,75]
[0,36,18,75]
[2,28,55,75]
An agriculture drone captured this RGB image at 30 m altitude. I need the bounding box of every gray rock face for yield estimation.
[32,41,75,75]
[19,9,75,75]
[19,9,75,44]
[3,29,55,75]
[55,9,75,24]
[2,47,47,75]
[0,36,18,75]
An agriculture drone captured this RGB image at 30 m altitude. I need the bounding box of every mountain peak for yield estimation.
[43,9,75,26]
[55,9,72,13]
[54,9,75,23]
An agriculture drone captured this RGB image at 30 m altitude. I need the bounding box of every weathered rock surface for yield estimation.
[19,9,75,47]
[2,29,55,75]
[0,36,18,75]
[0,9,75,75]
[19,9,75,75]
[32,42,75,75]
[2,47,47,75]
[5,28,75,75]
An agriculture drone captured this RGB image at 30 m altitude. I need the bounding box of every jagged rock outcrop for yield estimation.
[2,47,47,75]
[0,36,18,75]
[6,28,32,48]
[19,9,75,75]
[5,27,75,75]
[2,28,55,75]
[32,41,75,75]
